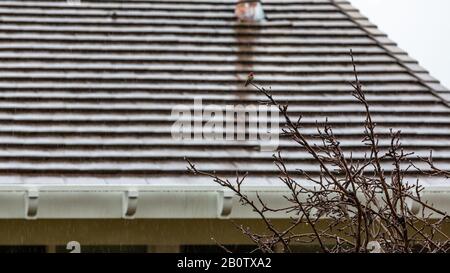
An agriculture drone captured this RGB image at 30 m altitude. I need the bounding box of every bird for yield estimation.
[111,12,117,21]
[244,72,254,87]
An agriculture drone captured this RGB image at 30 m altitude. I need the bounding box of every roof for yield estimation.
[0,0,448,193]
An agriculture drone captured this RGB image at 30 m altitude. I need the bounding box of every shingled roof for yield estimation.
[0,0,449,186]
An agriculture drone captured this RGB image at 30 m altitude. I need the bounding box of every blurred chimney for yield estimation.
[235,0,265,22]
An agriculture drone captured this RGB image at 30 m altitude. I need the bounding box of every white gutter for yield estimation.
[0,184,449,219]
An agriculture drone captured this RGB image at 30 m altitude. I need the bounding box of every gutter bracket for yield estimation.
[122,190,139,219]
[217,190,234,218]
[25,189,39,220]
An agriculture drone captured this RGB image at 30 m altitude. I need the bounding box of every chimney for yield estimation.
[235,0,265,22]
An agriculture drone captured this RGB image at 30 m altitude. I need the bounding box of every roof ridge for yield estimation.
[331,0,450,108]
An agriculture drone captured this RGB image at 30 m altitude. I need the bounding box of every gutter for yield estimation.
[0,184,449,220]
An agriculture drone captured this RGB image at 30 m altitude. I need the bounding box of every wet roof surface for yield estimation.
[0,0,448,184]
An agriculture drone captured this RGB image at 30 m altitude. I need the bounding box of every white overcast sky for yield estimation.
[349,0,450,88]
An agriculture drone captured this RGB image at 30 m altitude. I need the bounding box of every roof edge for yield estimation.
[0,183,449,219]
[332,0,450,106]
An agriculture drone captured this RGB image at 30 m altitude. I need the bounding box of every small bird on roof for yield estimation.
[244,72,254,87]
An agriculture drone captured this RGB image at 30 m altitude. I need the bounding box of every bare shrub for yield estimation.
[187,51,450,253]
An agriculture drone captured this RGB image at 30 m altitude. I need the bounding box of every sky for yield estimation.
[349,0,450,89]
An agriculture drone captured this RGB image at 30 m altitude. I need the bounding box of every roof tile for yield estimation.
[0,0,447,180]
